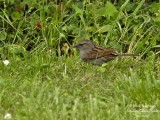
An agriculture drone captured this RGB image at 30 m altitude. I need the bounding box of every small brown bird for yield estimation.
[74,39,138,65]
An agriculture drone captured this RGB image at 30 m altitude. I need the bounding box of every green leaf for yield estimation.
[104,1,118,18]
[96,7,106,17]
[95,2,118,18]
[153,45,160,48]
[0,31,7,40]
[97,67,106,73]
[154,16,160,26]
[133,0,145,15]
[11,11,23,21]
[72,5,83,15]
[149,3,160,13]
[59,33,66,39]
[96,25,112,33]
[109,41,122,50]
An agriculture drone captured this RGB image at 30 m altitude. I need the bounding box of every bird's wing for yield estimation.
[82,46,118,61]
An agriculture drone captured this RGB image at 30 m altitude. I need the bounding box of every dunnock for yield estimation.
[74,39,138,65]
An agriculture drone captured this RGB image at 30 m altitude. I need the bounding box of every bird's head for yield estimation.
[74,40,95,52]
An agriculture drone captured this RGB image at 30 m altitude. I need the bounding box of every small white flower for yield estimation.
[3,60,10,66]
[4,113,12,119]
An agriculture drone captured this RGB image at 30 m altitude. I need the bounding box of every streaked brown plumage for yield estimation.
[74,39,138,65]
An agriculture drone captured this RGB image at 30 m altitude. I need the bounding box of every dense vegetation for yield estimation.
[0,0,160,119]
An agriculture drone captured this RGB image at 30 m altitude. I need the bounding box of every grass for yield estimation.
[1,0,160,119]
[0,53,160,119]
